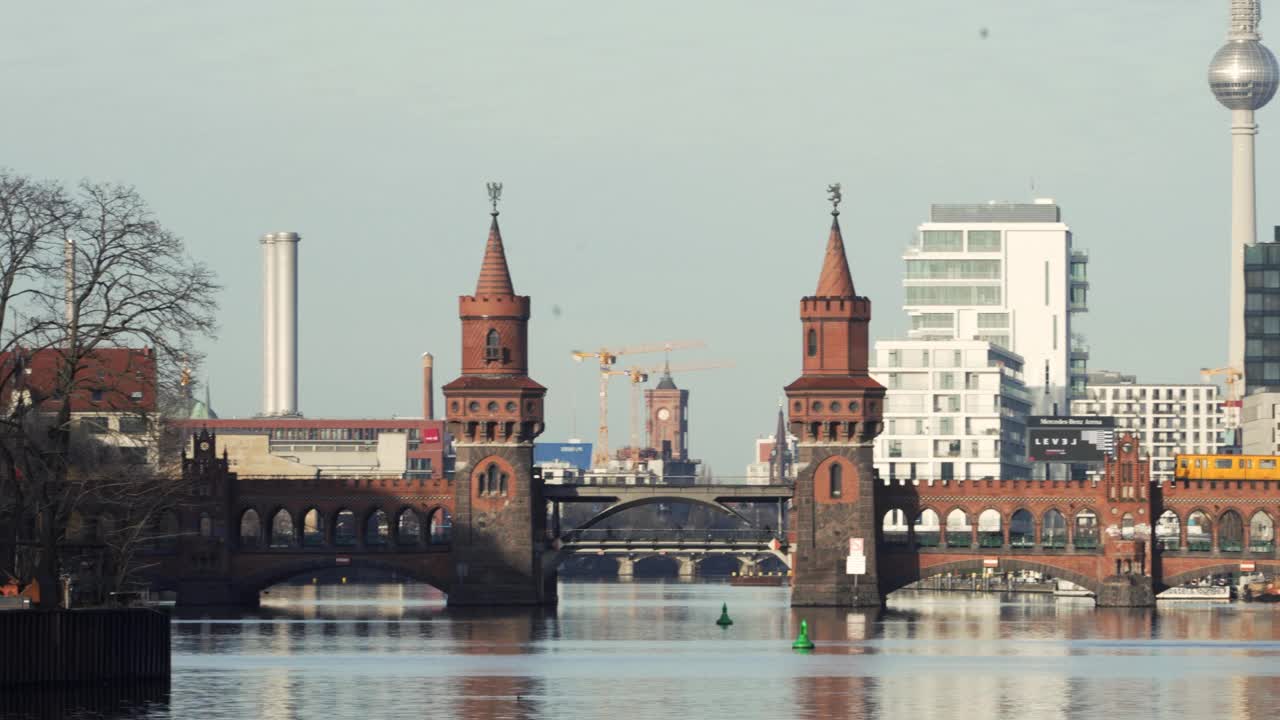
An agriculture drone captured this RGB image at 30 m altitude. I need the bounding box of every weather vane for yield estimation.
[486,181,503,215]
[827,182,842,215]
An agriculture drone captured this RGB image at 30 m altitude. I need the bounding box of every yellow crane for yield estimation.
[571,341,704,468]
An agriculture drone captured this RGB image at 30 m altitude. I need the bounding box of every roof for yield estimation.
[1,347,157,413]
[783,375,885,392]
[814,214,856,297]
[475,214,515,296]
[441,375,547,392]
[929,202,1061,223]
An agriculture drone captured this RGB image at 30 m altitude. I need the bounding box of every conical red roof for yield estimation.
[475,214,515,296]
[814,214,855,297]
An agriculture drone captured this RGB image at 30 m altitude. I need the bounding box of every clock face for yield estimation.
[199,441,210,451]
[1122,443,1132,453]
[657,408,671,421]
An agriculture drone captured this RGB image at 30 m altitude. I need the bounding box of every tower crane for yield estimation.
[571,341,704,468]
[1201,366,1243,446]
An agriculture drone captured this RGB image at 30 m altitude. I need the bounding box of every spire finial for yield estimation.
[827,182,842,216]
[486,181,503,216]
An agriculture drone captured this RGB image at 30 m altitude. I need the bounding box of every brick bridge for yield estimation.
[139,199,1280,608]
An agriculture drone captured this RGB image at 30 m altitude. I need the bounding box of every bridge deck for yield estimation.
[544,483,793,503]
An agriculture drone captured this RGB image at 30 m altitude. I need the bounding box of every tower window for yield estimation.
[485,329,502,362]
[830,463,843,499]
[480,462,509,497]
[807,329,817,357]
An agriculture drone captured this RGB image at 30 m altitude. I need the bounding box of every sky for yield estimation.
[1,0,1262,475]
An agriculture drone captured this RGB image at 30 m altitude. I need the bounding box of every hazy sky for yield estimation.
[2,0,1260,474]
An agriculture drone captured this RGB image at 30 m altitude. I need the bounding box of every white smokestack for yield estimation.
[272,232,301,416]
[261,234,277,416]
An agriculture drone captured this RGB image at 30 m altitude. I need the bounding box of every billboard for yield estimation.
[1026,417,1115,463]
[534,442,593,470]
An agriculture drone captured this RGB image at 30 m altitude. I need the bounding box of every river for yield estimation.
[8,581,1280,719]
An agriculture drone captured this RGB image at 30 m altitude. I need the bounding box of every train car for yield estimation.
[1175,454,1280,481]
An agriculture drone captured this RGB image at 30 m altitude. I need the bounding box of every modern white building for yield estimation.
[904,200,1089,415]
[871,339,1033,482]
[1242,390,1280,455]
[1070,370,1224,484]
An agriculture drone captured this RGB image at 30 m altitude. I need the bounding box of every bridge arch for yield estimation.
[883,557,1105,598]
[570,496,751,531]
[1161,562,1280,590]
[234,556,451,600]
[395,506,424,546]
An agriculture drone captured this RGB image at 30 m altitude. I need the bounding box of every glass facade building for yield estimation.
[1244,228,1280,392]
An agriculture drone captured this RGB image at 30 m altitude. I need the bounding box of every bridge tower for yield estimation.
[784,187,886,607]
[441,188,552,605]
[1097,433,1156,606]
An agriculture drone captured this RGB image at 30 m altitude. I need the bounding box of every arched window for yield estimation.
[882,509,907,546]
[1156,510,1180,550]
[429,508,453,544]
[199,513,213,538]
[914,509,940,547]
[1010,509,1034,547]
[334,509,357,547]
[945,509,971,547]
[397,509,422,545]
[806,329,817,357]
[1041,509,1066,548]
[239,509,261,549]
[366,509,390,546]
[480,464,509,496]
[1187,511,1212,551]
[485,329,501,362]
[270,509,295,548]
[1121,512,1136,540]
[1074,510,1099,549]
[829,463,843,499]
[1251,511,1274,552]
[1219,510,1244,552]
[978,509,1002,547]
[302,508,325,546]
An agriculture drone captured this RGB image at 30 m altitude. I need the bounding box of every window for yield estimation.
[829,463,843,498]
[485,329,501,362]
[911,313,954,330]
[920,230,962,251]
[480,463,509,496]
[967,230,1001,251]
[118,416,148,434]
[904,259,1000,279]
[807,329,817,357]
[90,389,103,402]
[81,417,110,434]
[977,313,1008,329]
[905,286,1002,306]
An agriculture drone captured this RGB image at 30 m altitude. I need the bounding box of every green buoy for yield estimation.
[792,619,815,651]
[716,603,733,627]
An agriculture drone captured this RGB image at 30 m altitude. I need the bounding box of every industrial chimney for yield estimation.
[261,231,301,416]
[422,353,435,419]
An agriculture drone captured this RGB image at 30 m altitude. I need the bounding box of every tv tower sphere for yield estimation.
[1209,0,1279,110]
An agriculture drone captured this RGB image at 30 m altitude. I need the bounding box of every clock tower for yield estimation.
[441,185,551,606]
[645,364,688,460]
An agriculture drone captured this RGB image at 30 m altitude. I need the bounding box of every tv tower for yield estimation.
[1209,0,1279,392]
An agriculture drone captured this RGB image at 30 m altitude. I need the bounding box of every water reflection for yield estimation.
[13,582,1280,719]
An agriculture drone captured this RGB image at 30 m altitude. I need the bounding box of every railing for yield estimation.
[559,528,778,545]
[978,534,1003,548]
[946,532,972,547]
[1073,537,1099,550]
[1251,541,1275,553]
[914,534,941,548]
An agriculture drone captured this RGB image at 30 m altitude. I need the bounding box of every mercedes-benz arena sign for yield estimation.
[1027,416,1116,463]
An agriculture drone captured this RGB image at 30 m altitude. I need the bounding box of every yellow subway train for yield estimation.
[1175,454,1280,481]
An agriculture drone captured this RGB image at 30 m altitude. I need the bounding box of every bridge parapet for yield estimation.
[234,476,453,495]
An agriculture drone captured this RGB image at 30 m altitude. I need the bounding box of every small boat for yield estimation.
[730,573,786,587]
[1157,585,1231,601]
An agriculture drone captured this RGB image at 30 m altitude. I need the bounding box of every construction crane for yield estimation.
[1201,366,1243,445]
[571,341,704,468]
[618,361,735,458]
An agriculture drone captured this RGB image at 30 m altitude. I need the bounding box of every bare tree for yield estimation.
[0,170,219,607]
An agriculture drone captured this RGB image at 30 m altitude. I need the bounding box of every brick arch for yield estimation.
[881,557,1105,597]
[392,505,426,545]
[471,455,518,507]
[812,455,858,504]
[1160,562,1280,591]
[265,506,297,547]
[234,556,451,598]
